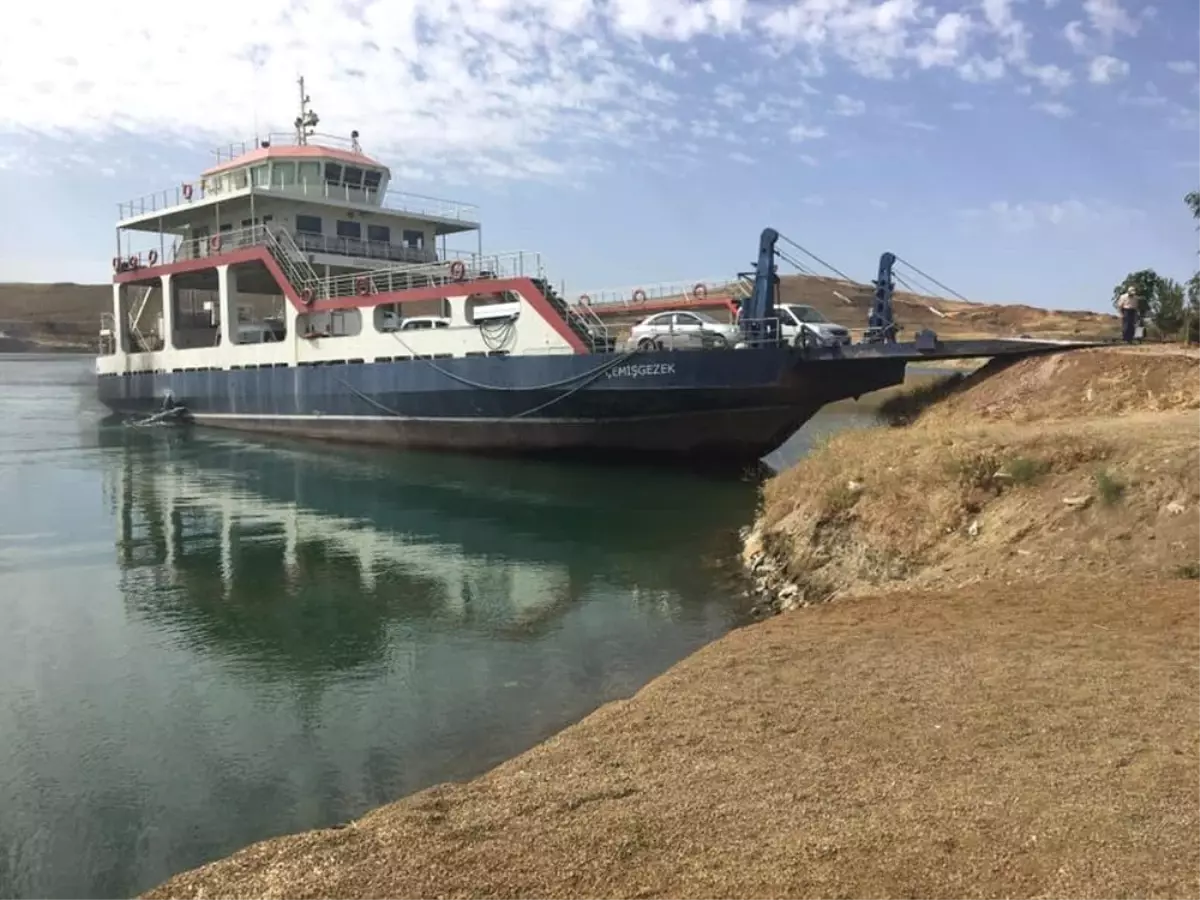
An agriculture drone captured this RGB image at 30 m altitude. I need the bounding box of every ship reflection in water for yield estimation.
[48,427,755,898]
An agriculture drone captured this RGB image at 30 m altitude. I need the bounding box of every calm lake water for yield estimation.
[0,353,880,899]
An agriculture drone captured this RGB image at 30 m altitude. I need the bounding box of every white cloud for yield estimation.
[951,100,974,111]
[1063,21,1090,53]
[832,94,867,116]
[714,84,747,108]
[1088,55,1130,84]
[1024,63,1074,91]
[958,55,1007,82]
[1033,101,1073,117]
[802,195,825,206]
[0,0,1115,184]
[798,154,819,166]
[869,198,889,209]
[729,151,756,164]
[1082,0,1139,39]
[913,11,973,68]
[961,198,1144,231]
[788,124,828,142]
[1167,61,1198,75]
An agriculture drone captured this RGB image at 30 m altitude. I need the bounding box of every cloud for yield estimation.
[1033,101,1073,117]
[788,124,828,142]
[1088,55,1130,84]
[1023,63,1073,91]
[1167,61,1198,75]
[832,94,867,116]
[0,0,1125,184]
[1063,20,1090,53]
[1082,0,1139,39]
[961,198,1144,232]
[729,150,756,165]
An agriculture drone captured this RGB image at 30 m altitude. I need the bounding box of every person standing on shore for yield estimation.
[1117,285,1139,343]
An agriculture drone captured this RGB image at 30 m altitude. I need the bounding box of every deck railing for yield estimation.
[572,276,743,308]
[323,251,545,300]
[117,181,480,224]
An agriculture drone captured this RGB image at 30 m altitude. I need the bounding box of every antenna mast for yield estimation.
[294,76,319,145]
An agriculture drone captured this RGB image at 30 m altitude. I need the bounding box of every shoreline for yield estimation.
[142,346,1199,899]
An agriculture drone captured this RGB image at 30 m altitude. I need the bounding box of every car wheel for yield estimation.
[708,333,729,349]
[637,337,658,351]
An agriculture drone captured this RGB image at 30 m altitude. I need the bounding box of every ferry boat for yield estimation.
[96,80,1089,467]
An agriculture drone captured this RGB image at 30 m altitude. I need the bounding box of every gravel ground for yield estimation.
[144,575,1199,900]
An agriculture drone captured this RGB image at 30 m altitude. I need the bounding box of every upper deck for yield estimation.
[117,82,479,235]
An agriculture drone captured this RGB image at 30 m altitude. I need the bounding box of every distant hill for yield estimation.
[773,274,1119,342]
[0,275,1121,354]
[0,282,110,351]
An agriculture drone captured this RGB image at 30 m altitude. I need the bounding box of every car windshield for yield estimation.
[689,312,720,324]
[787,305,828,324]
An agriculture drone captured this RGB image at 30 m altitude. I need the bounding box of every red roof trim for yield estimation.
[201,145,387,178]
[114,249,588,355]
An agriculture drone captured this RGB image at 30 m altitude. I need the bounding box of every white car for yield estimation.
[776,304,852,347]
[629,311,741,350]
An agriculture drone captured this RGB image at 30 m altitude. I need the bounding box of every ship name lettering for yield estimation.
[606,362,677,379]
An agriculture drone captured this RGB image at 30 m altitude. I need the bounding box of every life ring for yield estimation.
[182,183,193,201]
[449,260,467,281]
[111,257,121,273]
[301,287,316,307]
[579,294,591,306]
[632,289,647,304]
[209,234,222,252]
[693,283,707,300]
[355,276,370,296]
[147,249,159,266]
[128,256,140,270]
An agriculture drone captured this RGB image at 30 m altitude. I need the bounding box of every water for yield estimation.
[0,354,878,899]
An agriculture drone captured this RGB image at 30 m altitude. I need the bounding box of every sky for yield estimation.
[0,0,1196,312]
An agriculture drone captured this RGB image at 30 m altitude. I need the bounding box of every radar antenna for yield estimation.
[294,76,319,145]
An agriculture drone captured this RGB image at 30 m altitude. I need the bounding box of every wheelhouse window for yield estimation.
[402,229,425,249]
[336,220,362,239]
[229,168,248,189]
[271,162,295,187]
[363,170,383,191]
[342,166,364,188]
[367,224,390,243]
[324,162,343,185]
[297,161,321,186]
[296,215,323,234]
[251,164,269,187]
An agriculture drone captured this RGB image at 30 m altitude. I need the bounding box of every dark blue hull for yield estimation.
[97,348,906,464]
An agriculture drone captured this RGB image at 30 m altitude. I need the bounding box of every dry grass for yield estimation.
[143,577,1199,900]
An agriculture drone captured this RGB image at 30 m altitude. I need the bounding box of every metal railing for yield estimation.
[210,131,362,165]
[573,276,741,308]
[292,232,437,264]
[323,251,544,300]
[117,180,480,223]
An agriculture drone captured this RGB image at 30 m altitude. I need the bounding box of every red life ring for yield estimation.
[632,289,647,304]
[147,249,159,266]
[355,276,370,296]
[209,234,222,252]
[182,183,194,201]
[578,294,591,306]
[449,260,467,281]
[693,282,707,300]
[112,257,121,273]
[301,287,316,307]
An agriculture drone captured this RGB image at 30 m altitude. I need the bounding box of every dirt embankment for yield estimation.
[0,282,108,351]
[141,346,1199,900]
[744,347,1199,613]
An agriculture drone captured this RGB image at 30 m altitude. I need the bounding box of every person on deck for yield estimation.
[1117,286,1139,343]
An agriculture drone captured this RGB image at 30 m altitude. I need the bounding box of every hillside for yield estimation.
[0,282,110,351]
[0,274,1121,353]
[771,274,1119,341]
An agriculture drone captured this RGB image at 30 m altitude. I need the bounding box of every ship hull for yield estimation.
[96,347,907,465]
